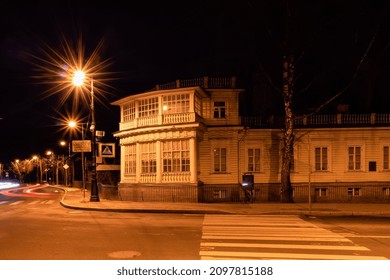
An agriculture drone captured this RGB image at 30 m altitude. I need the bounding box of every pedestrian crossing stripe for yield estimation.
[1,200,56,206]
[200,251,388,260]
[9,201,24,206]
[200,242,370,251]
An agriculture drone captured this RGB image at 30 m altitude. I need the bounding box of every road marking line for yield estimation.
[202,235,353,242]
[199,251,388,260]
[201,242,370,251]
[343,234,390,239]
[44,200,55,204]
[203,226,330,231]
[9,201,24,206]
[28,200,40,205]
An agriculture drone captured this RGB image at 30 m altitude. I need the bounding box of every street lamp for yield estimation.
[73,70,99,202]
[45,150,53,184]
[66,120,77,187]
[59,140,69,186]
[64,120,88,199]
[32,155,40,184]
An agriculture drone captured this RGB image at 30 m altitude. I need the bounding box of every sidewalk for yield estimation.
[60,187,390,216]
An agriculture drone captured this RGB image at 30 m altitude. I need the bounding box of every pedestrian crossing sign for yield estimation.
[98,143,115,158]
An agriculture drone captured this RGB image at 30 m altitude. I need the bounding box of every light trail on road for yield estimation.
[0,184,61,198]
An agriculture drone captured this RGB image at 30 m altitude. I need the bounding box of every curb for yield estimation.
[59,188,390,216]
[59,200,234,214]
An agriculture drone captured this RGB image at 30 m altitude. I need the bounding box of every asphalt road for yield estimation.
[0,186,389,260]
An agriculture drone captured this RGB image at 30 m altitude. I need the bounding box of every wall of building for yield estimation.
[111,78,390,203]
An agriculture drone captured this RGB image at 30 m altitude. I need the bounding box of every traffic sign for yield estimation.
[72,140,92,152]
[99,143,115,158]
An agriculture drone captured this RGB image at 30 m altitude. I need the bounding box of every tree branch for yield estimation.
[295,22,380,121]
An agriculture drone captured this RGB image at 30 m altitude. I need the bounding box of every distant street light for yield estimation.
[65,121,88,200]
[31,155,41,184]
[60,140,70,186]
[45,151,53,184]
[67,120,77,187]
[72,70,99,202]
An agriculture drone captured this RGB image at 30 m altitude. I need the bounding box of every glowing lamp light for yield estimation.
[69,121,77,128]
[72,70,85,86]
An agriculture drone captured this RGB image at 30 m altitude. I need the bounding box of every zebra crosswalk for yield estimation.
[200,214,388,260]
[0,199,56,206]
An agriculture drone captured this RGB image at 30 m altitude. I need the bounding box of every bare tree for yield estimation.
[268,1,382,202]
[10,159,34,184]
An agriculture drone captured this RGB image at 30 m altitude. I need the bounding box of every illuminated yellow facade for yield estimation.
[112,77,390,203]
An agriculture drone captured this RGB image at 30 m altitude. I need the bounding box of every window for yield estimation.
[369,161,377,172]
[140,142,156,174]
[213,190,227,199]
[162,140,190,173]
[139,97,158,118]
[315,188,328,197]
[213,147,227,172]
[213,101,226,118]
[194,94,202,116]
[123,102,136,122]
[162,94,190,114]
[384,146,389,170]
[124,144,136,175]
[348,188,361,197]
[247,148,260,172]
[348,146,361,171]
[315,147,328,171]
[383,187,390,197]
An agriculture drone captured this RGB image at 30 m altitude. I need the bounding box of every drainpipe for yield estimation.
[237,127,249,186]
[308,135,312,212]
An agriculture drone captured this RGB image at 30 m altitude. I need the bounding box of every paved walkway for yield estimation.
[59,187,390,216]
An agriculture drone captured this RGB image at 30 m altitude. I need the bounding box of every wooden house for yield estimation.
[111,77,390,203]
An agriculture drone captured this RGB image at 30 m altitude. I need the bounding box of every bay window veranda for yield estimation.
[123,139,193,183]
[120,93,198,130]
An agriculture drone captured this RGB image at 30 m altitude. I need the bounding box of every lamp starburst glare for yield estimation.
[26,35,114,112]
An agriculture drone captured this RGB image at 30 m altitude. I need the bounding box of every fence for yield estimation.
[117,182,390,203]
[241,113,390,128]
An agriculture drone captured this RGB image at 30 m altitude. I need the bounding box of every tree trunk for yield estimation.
[281,54,294,203]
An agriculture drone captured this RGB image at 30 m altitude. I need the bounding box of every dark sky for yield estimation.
[1,0,390,163]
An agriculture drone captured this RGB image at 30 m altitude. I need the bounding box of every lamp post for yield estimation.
[46,150,53,184]
[68,121,77,186]
[32,155,40,184]
[73,71,99,202]
[66,121,87,200]
[59,140,68,186]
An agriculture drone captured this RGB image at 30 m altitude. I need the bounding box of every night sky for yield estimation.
[1,0,389,163]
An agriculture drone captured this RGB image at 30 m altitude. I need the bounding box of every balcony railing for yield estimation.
[241,113,390,128]
[162,172,191,183]
[150,76,237,91]
[119,112,197,131]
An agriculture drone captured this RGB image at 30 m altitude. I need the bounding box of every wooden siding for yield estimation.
[198,128,241,184]
[201,89,241,126]
[232,127,390,186]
